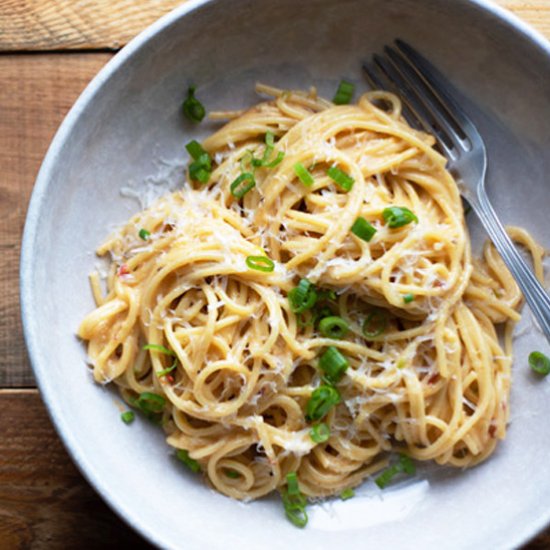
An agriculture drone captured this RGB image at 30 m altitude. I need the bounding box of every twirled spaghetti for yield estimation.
[78,84,545,503]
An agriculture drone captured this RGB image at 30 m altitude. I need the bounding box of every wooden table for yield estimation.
[1,1,549,547]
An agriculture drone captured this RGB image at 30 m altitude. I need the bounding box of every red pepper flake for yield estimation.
[427,373,440,385]
[488,424,497,438]
[118,264,130,277]
[165,374,175,384]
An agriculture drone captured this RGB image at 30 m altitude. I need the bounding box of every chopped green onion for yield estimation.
[288,278,318,314]
[318,316,349,339]
[294,162,315,186]
[182,86,206,122]
[313,306,333,328]
[186,140,207,160]
[327,166,354,191]
[403,293,415,304]
[305,385,341,422]
[333,80,355,105]
[121,411,135,424]
[283,499,308,528]
[310,422,330,443]
[287,472,300,496]
[319,346,349,384]
[382,206,418,228]
[138,228,150,241]
[265,131,275,148]
[156,360,177,377]
[185,140,212,184]
[262,150,285,168]
[135,392,166,415]
[189,153,212,183]
[246,255,275,272]
[375,454,416,489]
[230,172,256,198]
[529,351,550,376]
[143,343,175,356]
[225,469,241,479]
[362,309,388,339]
[176,449,201,473]
[340,488,355,500]
[251,131,285,168]
[351,217,377,242]
[282,472,308,528]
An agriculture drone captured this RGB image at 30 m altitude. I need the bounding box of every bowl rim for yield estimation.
[19,0,550,548]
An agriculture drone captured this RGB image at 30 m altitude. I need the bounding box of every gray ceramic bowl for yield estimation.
[21,0,550,548]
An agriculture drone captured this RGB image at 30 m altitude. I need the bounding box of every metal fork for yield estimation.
[363,40,550,343]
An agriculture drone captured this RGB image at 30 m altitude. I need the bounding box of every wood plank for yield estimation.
[0,0,549,52]
[0,0,183,51]
[0,52,112,387]
[0,390,150,548]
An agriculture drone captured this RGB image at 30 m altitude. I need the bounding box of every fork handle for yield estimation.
[469,186,550,343]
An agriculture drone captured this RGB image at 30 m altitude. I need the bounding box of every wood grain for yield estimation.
[0,52,112,387]
[0,390,150,548]
[0,0,549,51]
[0,0,184,51]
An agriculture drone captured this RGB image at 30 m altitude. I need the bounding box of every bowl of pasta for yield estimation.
[20,0,550,548]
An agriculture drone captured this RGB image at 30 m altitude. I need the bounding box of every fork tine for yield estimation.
[370,52,457,159]
[363,60,425,132]
[382,47,467,156]
[394,40,479,146]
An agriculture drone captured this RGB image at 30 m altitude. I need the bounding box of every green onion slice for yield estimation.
[176,449,201,472]
[135,392,166,414]
[282,472,308,528]
[143,343,175,356]
[121,411,135,424]
[310,422,330,443]
[340,488,355,500]
[189,154,212,184]
[382,206,418,228]
[230,172,256,198]
[246,255,275,272]
[182,86,206,122]
[319,346,349,384]
[225,469,241,479]
[529,351,550,376]
[351,217,377,242]
[294,162,315,186]
[375,454,416,489]
[287,472,300,496]
[362,309,388,339]
[185,141,212,184]
[305,385,341,422]
[251,131,285,168]
[403,293,415,304]
[185,140,207,160]
[138,228,151,241]
[318,316,349,339]
[282,492,308,528]
[333,80,355,105]
[288,279,318,314]
[327,166,354,191]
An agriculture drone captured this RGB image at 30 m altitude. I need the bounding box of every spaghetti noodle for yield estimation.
[78,84,544,503]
